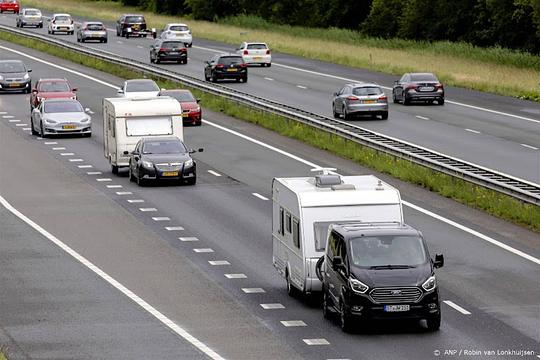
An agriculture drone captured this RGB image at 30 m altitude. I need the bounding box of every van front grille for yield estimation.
[369,287,422,304]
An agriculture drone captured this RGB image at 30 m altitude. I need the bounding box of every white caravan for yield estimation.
[103,96,183,173]
[272,169,403,296]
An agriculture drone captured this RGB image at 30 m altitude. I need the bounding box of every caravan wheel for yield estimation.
[286,271,298,297]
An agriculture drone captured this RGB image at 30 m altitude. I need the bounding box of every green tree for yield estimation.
[362,0,405,38]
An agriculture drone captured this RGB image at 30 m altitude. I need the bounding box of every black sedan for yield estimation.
[128,136,202,186]
[392,73,444,105]
[204,54,247,83]
[150,40,188,64]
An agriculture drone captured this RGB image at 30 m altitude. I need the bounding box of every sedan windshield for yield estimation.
[38,82,71,92]
[161,91,195,102]
[349,235,427,268]
[44,101,83,113]
[142,140,186,154]
[126,16,144,23]
[0,61,25,73]
[410,73,438,82]
[352,87,382,96]
[169,25,188,31]
[125,80,159,92]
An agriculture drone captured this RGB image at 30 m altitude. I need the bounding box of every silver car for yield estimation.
[77,22,108,43]
[160,23,192,47]
[332,83,388,120]
[31,99,91,137]
[16,8,43,28]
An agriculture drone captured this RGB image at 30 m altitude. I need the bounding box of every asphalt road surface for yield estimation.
[0,39,539,360]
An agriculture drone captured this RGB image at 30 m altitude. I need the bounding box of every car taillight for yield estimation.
[347,96,359,101]
[435,83,444,90]
[159,48,167,52]
[243,50,248,55]
[378,95,387,102]
[406,85,417,91]
[240,63,247,68]
[266,49,271,55]
[215,64,224,69]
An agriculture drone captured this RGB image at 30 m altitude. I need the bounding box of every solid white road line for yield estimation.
[303,339,330,345]
[280,320,306,327]
[0,195,225,360]
[260,303,285,309]
[443,300,472,315]
[415,115,430,120]
[241,288,265,293]
[179,237,199,242]
[225,273,247,279]
[208,260,230,266]
[465,128,481,134]
[252,192,269,201]
[207,170,222,177]
[521,143,539,150]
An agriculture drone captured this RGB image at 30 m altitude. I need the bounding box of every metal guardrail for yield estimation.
[1,24,539,205]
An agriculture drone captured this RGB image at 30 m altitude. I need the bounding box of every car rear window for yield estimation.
[246,43,267,50]
[44,101,83,113]
[161,42,185,49]
[410,74,438,82]
[218,56,243,65]
[55,15,71,21]
[125,80,159,92]
[86,23,104,31]
[352,87,383,96]
[126,16,145,23]
[4,0,18,3]
[0,61,25,73]
[161,91,195,102]
[25,9,41,15]
[169,25,188,31]
[38,82,70,92]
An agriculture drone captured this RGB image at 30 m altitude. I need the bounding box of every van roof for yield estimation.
[274,175,401,207]
[104,96,182,117]
[331,222,419,237]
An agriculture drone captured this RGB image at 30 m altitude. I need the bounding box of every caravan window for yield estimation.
[286,212,292,233]
[292,218,300,249]
[279,207,284,235]
[125,117,173,136]
[313,221,335,252]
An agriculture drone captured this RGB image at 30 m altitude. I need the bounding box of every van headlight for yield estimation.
[349,278,369,294]
[422,276,437,292]
[184,159,193,167]
[142,160,153,168]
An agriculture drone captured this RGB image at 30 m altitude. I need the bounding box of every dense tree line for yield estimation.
[115,0,540,54]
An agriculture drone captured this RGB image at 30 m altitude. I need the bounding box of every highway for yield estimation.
[0,12,539,184]
[0,39,539,359]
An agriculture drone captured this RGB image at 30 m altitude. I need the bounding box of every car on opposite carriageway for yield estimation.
[76,21,108,43]
[204,54,247,83]
[150,39,188,64]
[392,73,445,105]
[16,8,43,28]
[332,83,388,120]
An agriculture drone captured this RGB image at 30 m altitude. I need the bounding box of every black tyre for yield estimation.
[392,92,399,104]
[332,103,339,118]
[438,98,445,105]
[39,23,43,28]
[426,313,441,331]
[204,72,209,81]
[342,106,350,120]
[103,39,107,43]
[136,171,146,186]
[111,165,119,175]
[40,122,46,138]
[322,288,332,319]
[185,176,196,185]
[267,63,271,67]
[339,301,353,333]
[403,95,411,106]
[210,73,217,83]
[381,111,388,120]
[242,76,248,83]
[128,165,135,182]
[155,58,160,64]
[286,271,297,297]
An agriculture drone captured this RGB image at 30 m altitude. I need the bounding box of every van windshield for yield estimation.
[349,235,427,268]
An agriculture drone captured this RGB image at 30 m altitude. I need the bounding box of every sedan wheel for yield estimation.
[332,103,339,118]
[136,171,145,186]
[342,106,350,120]
[30,117,38,135]
[39,122,46,138]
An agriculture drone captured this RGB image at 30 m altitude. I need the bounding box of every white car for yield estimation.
[236,42,271,67]
[117,79,160,98]
[160,23,192,47]
[48,13,74,35]
[31,99,91,137]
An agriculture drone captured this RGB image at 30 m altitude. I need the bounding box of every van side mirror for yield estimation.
[198,148,204,153]
[434,254,444,268]
[332,256,343,270]
[333,92,338,97]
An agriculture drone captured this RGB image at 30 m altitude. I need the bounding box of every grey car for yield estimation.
[31,99,92,137]
[332,83,388,120]
[0,60,31,93]
[16,8,43,28]
[77,22,108,43]
[392,73,445,105]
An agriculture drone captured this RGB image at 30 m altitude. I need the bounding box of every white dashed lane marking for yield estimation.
[23,128,31,131]
[264,77,274,81]
[52,147,66,150]
[303,339,330,345]
[152,217,170,221]
[116,191,133,195]
[2,115,14,118]
[15,123,28,127]
[443,300,472,315]
[8,120,20,122]
[127,199,145,203]
[521,143,538,150]
[139,208,157,212]
[252,193,269,201]
[69,159,84,162]
[44,141,57,145]
[106,185,123,188]
[179,237,199,242]
[193,248,214,253]
[165,226,184,231]
[78,165,93,168]
[242,288,265,294]
[0,111,7,114]
[96,178,112,182]
[86,171,102,175]
[465,128,481,134]
[260,303,285,309]
[296,85,307,89]
[207,170,222,177]
[415,115,430,120]
[280,320,306,327]
[208,260,230,266]
[225,273,247,279]
[60,153,75,156]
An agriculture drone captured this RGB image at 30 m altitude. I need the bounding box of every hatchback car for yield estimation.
[333,83,388,120]
[48,13,74,35]
[30,78,77,109]
[16,8,42,28]
[31,99,91,137]
[0,0,19,14]
[0,60,31,93]
[392,73,444,105]
[159,89,201,126]
[150,40,188,64]
[204,54,247,83]
[322,223,444,332]
[236,42,271,67]
[117,79,160,98]
[77,22,108,43]
[116,14,147,37]
[128,136,202,186]
[160,23,192,47]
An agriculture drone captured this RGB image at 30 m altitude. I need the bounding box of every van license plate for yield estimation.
[384,305,410,312]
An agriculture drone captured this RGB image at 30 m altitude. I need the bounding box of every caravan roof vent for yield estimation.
[375,179,385,191]
[315,174,342,187]
[331,184,356,191]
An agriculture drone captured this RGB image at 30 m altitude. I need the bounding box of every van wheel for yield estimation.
[111,165,119,175]
[426,313,441,331]
[286,271,297,297]
[322,288,331,319]
[340,300,353,332]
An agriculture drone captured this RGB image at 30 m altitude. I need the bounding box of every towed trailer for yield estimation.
[125,26,157,39]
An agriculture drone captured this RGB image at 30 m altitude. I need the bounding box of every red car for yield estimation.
[30,78,77,110]
[0,0,20,14]
[159,89,201,126]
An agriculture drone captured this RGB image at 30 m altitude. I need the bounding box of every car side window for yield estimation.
[338,87,345,95]
[339,238,348,270]
[292,218,300,249]
[279,207,284,235]
[327,230,337,259]
[286,212,292,233]
[400,74,407,83]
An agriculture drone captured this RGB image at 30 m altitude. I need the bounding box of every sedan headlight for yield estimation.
[0,75,4,81]
[349,278,369,294]
[80,116,90,123]
[422,276,437,292]
[142,160,153,168]
[190,106,201,113]
[44,118,57,124]
[184,159,194,167]
[23,73,30,80]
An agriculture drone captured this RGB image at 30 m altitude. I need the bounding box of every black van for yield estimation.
[321,222,444,332]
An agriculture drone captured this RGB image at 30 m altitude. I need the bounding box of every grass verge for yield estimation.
[0,30,538,232]
[19,0,540,102]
